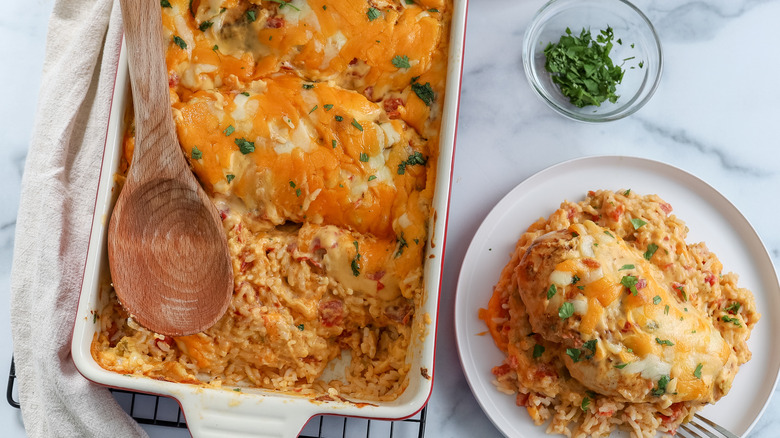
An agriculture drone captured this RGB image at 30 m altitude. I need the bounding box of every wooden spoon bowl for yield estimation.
[108,0,233,337]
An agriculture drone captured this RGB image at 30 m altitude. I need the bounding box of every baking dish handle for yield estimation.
[179,393,318,438]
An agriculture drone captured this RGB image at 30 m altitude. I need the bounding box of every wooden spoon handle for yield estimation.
[119,0,184,181]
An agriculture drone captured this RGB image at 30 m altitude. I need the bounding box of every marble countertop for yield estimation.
[2,0,779,436]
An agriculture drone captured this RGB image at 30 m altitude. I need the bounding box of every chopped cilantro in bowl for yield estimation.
[522,0,662,122]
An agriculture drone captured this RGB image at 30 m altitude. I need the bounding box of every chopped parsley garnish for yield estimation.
[392,55,411,69]
[295,188,301,197]
[583,339,597,353]
[297,324,304,331]
[212,44,219,52]
[351,118,364,131]
[674,284,687,301]
[566,348,582,363]
[581,396,590,412]
[226,174,235,183]
[289,181,296,188]
[241,91,250,96]
[199,21,213,31]
[428,8,439,12]
[302,83,315,90]
[623,189,631,196]
[235,138,255,154]
[604,230,614,238]
[224,125,235,136]
[367,7,381,21]
[644,243,659,260]
[335,115,344,122]
[653,295,661,305]
[559,302,574,319]
[614,362,629,369]
[395,233,408,257]
[160,0,171,8]
[173,36,187,50]
[309,105,318,114]
[411,81,435,106]
[245,10,256,22]
[721,315,742,327]
[331,139,337,148]
[652,375,670,396]
[533,344,545,359]
[694,363,703,379]
[368,175,377,181]
[571,275,580,284]
[324,104,334,111]
[351,241,361,276]
[405,0,414,3]
[191,146,202,160]
[359,152,369,162]
[630,218,647,229]
[655,338,674,347]
[619,264,635,270]
[547,284,557,299]
[577,285,585,290]
[269,0,300,11]
[322,5,327,10]
[397,151,427,175]
[725,302,742,314]
[621,275,639,296]
[233,387,241,392]
[543,27,625,108]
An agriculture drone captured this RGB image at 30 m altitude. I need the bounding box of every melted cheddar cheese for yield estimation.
[517,221,736,404]
[93,0,452,401]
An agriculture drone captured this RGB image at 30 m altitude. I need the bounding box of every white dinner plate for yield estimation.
[454,156,780,437]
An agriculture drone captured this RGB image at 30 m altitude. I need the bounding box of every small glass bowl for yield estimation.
[522,0,662,122]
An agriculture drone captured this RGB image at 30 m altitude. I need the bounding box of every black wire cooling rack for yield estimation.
[7,358,426,438]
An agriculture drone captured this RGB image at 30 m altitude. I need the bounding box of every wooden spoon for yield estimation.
[108,0,233,337]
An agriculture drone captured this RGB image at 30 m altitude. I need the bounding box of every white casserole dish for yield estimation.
[70,2,468,436]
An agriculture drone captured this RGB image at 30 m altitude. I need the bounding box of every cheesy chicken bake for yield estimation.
[480,190,759,437]
[92,0,452,401]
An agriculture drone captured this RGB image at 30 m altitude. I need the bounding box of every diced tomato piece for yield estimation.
[168,72,179,88]
[516,392,529,407]
[660,203,673,215]
[383,97,404,119]
[266,16,285,28]
[491,364,511,377]
[659,402,684,425]
[319,300,344,327]
[582,258,601,269]
[636,278,647,289]
[533,363,558,379]
[608,204,625,222]
[705,273,716,286]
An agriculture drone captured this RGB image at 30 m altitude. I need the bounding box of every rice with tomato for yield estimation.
[480,189,759,437]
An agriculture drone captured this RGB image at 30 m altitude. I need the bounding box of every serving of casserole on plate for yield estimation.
[455,157,780,438]
[72,0,467,436]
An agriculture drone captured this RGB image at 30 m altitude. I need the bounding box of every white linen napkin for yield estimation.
[10,0,147,436]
